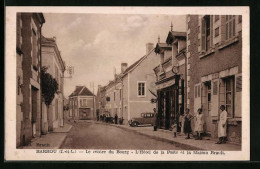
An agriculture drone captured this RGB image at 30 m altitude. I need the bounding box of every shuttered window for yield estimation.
[225,15,236,40]
[32,28,38,70]
[225,76,234,117]
[236,76,242,92]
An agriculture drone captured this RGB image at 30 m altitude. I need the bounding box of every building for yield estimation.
[68,86,95,120]
[153,30,187,130]
[96,43,159,125]
[121,43,159,124]
[102,73,124,120]
[41,36,66,133]
[16,13,45,147]
[186,15,242,144]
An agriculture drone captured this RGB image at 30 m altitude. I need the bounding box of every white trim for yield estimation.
[219,66,239,78]
[137,81,146,97]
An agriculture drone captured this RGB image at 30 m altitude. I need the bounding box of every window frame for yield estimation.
[137,81,146,97]
[225,15,236,40]
[224,76,235,118]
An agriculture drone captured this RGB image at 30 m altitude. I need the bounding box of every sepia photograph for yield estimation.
[5,7,250,161]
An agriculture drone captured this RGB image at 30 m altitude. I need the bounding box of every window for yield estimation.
[225,76,234,117]
[207,82,211,115]
[55,99,58,120]
[201,15,211,52]
[83,99,87,106]
[32,28,38,70]
[17,76,21,95]
[138,82,145,96]
[225,15,236,40]
[238,15,242,23]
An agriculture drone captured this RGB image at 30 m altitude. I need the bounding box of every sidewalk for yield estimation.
[20,123,72,149]
[93,121,241,151]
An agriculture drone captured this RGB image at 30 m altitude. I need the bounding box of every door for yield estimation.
[31,86,38,137]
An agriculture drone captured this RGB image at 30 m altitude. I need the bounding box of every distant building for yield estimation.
[68,86,95,120]
[121,43,159,124]
[16,13,45,147]
[154,30,187,130]
[41,36,66,132]
[187,15,242,144]
[97,43,159,125]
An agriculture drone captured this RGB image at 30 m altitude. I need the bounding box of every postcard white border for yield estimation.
[5,6,250,161]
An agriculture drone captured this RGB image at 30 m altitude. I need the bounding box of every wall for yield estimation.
[128,51,158,120]
[20,13,42,145]
[187,15,242,144]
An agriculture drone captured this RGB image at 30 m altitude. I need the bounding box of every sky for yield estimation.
[42,13,186,98]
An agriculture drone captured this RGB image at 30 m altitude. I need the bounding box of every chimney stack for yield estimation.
[146,43,154,54]
[121,63,128,73]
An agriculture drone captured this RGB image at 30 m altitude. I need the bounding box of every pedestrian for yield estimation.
[114,113,118,124]
[179,114,184,135]
[215,105,228,144]
[153,108,158,131]
[171,120,177,138]
[195,108,204,140]
[184,108,193,139]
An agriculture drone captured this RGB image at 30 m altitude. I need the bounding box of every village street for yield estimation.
[61,121,181,150]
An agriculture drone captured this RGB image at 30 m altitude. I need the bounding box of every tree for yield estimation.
[41,66,59,106]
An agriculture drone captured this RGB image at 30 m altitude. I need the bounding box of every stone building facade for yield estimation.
[16,13,45,147]
[186,15,242,144]
[154,31,187,130]
[69,86,95,120]
[41,36,66,132]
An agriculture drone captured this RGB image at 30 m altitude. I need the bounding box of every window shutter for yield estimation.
[211,79,219,117]
[235,75,242,117]
[201,18,206,52]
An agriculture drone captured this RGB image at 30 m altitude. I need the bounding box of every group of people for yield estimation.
[170,105,228,144]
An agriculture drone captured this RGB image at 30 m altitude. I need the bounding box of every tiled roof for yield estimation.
[68,86,94,97]
[79,87,94,96]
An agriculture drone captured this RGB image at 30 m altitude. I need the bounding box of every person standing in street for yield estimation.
[184,108,193,139]
[114,113,118,124]
[153,108,158,131]
[195,108,204,140]
[216,105,228,144]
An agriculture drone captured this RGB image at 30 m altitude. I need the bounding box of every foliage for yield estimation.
[41,66,59,106]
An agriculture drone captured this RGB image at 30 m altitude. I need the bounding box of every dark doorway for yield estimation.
[31,86,38,137]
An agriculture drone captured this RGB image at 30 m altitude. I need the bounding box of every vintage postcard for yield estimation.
[5,6,250,161]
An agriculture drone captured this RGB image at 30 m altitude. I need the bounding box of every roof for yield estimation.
[166,31,186,44]
[169,31,186,37]
[41,35,56,45]
[123,56,145,74]
[122,48,155,77]
[41,35,66,71]
[154,43,172,54]
[68,86,94,97]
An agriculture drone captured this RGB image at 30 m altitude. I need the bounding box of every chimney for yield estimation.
[121,63,128,73]
[146,43,154,54]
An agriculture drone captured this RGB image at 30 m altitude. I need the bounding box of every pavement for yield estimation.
[20,123,72,149]
[92,120,241,151]
[19,120,241,150]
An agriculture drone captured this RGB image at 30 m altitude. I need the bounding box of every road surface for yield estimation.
[61,121,181,150]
